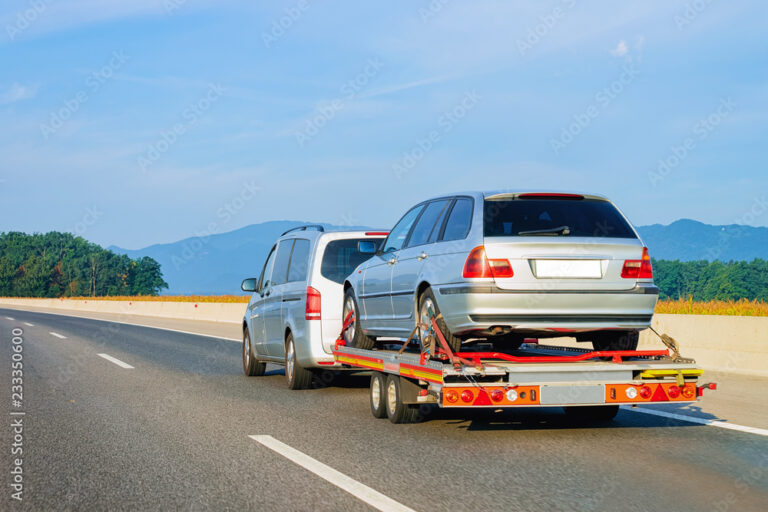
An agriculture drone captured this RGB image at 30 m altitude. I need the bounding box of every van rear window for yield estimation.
[321,239,382,284]
[484,198,637,238]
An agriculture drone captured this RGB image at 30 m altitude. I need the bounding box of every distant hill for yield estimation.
[108,221,372,295]
[110,219,768,295]
[637,219,768,262]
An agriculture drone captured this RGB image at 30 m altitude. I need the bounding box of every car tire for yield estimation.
[418,287,461,353]
[563,405,619,423]
[243,328,266,377]
[591,330,639,352]
[285,332,313,390]
[384,375,419,424]
[370,372,388,419]
[343,287,375,350]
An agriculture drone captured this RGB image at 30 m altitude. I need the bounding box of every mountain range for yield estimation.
[109,218,768,295]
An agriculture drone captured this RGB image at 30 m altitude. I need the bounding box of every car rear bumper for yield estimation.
[436,282,658,336]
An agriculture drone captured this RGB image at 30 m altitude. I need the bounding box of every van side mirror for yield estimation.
[241,278,258,292]
[358,241,377,254]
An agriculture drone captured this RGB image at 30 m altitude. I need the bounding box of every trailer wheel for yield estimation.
[563,405,619,423]
[343,288,375,350]
[285,333,313,390]
[419,287,461,353]
[385,375,419,424]
[243,329,266,377]
[370,373,387,419]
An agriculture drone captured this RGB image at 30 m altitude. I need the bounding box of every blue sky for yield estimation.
[1,1,766,249]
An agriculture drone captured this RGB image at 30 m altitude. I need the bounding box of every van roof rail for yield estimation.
[281,224,326,236]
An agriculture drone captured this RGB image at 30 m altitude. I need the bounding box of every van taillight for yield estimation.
[305,286,321,320]
[621,247,653,279]
[463,246,513,278]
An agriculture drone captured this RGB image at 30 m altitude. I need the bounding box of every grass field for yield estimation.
[20,295,768,316]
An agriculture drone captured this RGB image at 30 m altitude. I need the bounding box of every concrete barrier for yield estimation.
[1,298,766,376]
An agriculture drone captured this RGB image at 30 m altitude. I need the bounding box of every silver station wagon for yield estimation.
[342,191,658,353]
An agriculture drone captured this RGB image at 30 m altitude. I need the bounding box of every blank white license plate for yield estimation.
[534,259,602,278]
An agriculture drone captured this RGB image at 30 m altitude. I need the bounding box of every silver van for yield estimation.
[241,225,386,389]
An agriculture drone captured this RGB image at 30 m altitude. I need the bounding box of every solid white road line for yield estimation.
[97,353,135,369]
[623,406,768,437]
[5,316,14,320]
[49,332,67,339]
[24,322,34,327]
[249,435,415,512]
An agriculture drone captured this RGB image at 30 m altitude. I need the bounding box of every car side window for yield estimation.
[271,240,294,286]
[427,199,451,244]
[287,239,311,282]
[258,246,277,291]
[406,199,451,248]
[441,198,473,241]
[381,205,424,253]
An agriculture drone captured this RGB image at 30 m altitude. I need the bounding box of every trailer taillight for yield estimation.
[305,286,321,320]
[621,247,653,279]
[490,389,504,402]
[460,390,474,403]
[639,385,652,399]
[444,389,459,403]
[463,246,513,278]
[667,385,681,399]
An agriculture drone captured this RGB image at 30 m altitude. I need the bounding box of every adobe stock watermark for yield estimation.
[137,83,225,172]
[419,0,453,21]
[10,327,25,502]
[5,0,52,41]
[704,195,767,261]
[294,57,383,147]
[550,61,639,155]
[393,91,481,179]
[261,0,312,48]
[40,51,130,139]
[516,0,577,56]
[70,206,103,238]
[648,98,734,187]
[675,0,714,29]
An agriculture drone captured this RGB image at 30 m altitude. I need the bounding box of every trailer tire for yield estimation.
[285,333,313,390]
[385,375,419,424]
[419,287,461,353]
[563,405,619,423]
[343,288,375,350]
[243,329,266,377]
[370,373,388,419]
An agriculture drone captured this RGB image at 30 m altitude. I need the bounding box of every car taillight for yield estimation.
[305,286,321,320]
[621,247,653,279]
[463,246,514,279]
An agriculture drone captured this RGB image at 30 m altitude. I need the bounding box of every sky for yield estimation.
[1,0,766,249]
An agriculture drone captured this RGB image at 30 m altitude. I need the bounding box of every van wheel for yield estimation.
[563,405,619,423]
[243,329,266,376]
[385,375,419,424]
[285,333,313,390]
[419,287,461,353]
[591,330,639,352]
[370,373,387,419]
[343,288,375,350]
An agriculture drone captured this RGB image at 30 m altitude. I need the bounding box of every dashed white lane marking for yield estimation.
[97,353,135,369]
[5,316,15,320]
[24,322,34,327]
[49,332,67,339]
[249,435,415,512]
[623,406,768,437]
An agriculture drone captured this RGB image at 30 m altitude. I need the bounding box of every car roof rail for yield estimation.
[281,224,326,236]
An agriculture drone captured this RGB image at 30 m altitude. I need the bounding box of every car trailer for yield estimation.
[332,311,717,423]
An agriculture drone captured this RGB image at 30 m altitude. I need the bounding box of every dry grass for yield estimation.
[655,298,768,317]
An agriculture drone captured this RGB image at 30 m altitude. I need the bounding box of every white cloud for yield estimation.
[610,40,629,57]
[0,83,37,104]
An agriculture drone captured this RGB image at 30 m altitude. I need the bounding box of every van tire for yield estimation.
[285,333,313,390]
[243,329,266,377]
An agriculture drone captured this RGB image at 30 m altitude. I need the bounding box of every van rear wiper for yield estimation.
[517,225,571,236]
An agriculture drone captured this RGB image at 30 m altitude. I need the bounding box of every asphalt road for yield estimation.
[1,308,767,511]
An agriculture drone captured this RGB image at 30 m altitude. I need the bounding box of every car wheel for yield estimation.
[418,287,461,353]
[591,330,639,352]
[243,328,266,377]
[342,287,375,350]
[370,373,387,419]
[384,375,419,424]
[563,405,619,423]
[285,332,313,390]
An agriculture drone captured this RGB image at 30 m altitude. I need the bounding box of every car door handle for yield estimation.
[417,252,428,261]
[387,258,397,265]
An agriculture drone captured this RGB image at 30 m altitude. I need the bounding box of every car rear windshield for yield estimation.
[321,238,382,284]
[484,197,637,238]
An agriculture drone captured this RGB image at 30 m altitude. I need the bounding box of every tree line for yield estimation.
[653,259,768,301]
[0,232,167,297]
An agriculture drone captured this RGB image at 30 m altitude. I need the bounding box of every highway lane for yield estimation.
[1,308,767,511]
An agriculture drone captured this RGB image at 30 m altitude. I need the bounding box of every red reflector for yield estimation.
[650,385,669,402]
[365,232,389,236]
[622,247,653,279]
[639,385,652,399]
[667,385,681,398]
[518,193,584,200]
[460,390,474,403]
[490,389,504,402]
[473,390,492,406]
[463,246,513,279]
[305,286,321,320]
